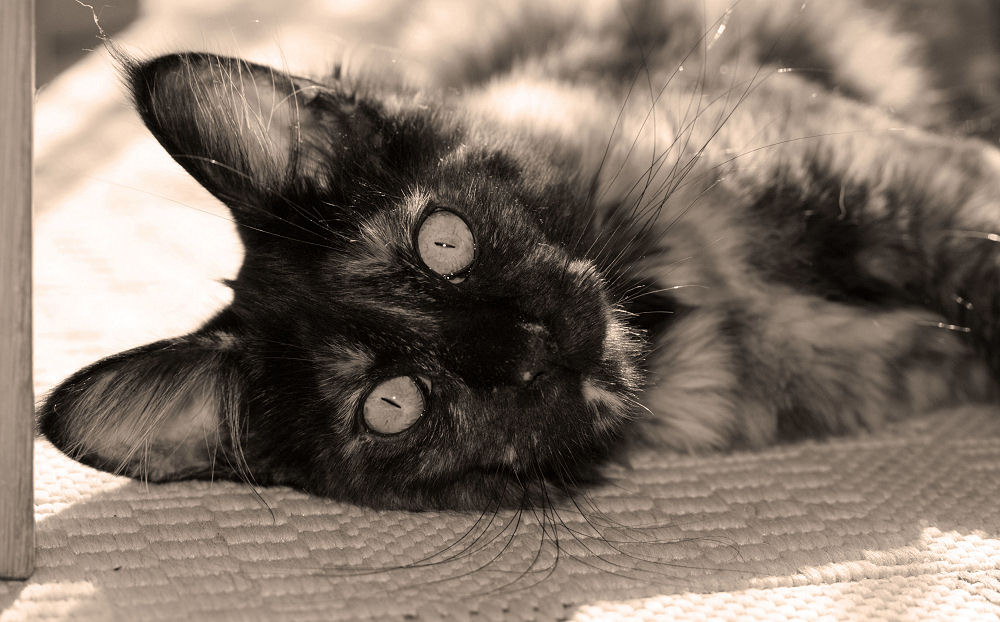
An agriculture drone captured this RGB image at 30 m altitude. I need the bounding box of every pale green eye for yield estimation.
[362,376,425,435]
[417,210,475,278]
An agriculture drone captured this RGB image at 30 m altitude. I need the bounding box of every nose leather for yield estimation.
[514,322,556,386]
[447,310,559,388]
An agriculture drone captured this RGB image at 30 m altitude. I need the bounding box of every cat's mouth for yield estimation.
[460,363,638,474]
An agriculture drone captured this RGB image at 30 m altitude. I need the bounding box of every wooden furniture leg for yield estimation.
[0,0,35,581]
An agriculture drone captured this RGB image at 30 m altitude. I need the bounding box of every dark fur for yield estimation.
[40,0,1000,509]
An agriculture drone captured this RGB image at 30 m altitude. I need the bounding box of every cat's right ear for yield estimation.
[127,53,384,223]
[38,330,248,483]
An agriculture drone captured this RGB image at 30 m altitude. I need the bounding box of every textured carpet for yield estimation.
[6,416,1000,620]
[4,1,1000,620]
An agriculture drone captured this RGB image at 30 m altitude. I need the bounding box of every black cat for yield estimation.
[40,0,1000,509]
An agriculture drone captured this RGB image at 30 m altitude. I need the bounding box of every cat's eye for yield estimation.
[416,209,475,279]
[362,376,426,435]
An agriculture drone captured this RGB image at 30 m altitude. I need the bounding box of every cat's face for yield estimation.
[39,54,644,509]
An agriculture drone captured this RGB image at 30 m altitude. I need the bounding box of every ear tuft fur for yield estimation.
[127,53,388,236]
[129,53,319,203]
[39,333,246,482]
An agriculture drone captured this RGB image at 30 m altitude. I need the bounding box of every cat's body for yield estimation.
[40,0,1000,509]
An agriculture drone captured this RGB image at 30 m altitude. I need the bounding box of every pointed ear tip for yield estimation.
[127,52,272,88]
[102,39,138,75]
[34,336,240,479]
[126,52,289,117]
[36,382,86,458]
[125,52,237,146]
[36,394,60,444]
[35,360,109,448]
[127,53,199,106]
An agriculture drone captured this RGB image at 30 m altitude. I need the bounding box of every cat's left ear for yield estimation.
[128,53,383,216]
[38,330,247,482]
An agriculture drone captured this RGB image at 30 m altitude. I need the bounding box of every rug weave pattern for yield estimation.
[4,415,1000,620]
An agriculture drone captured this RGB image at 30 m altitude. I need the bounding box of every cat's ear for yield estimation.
[38,331,246,482]
[128,53,382,216]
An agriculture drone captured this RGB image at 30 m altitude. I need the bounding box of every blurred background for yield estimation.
[34,0,417,87]
[35,0,1000,133]
[36,0,138,86]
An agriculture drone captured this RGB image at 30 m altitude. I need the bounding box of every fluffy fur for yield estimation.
[40,0,1000,509]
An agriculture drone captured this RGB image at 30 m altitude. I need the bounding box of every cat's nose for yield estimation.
[514,322,557,386]
[447,311,562,389]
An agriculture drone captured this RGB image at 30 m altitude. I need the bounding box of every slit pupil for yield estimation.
[434,241,456,248]
[380,397,403,409]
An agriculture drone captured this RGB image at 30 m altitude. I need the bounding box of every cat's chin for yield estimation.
[370,459,612,511]
[501,374,634,466]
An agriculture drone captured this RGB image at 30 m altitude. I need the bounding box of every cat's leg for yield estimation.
[746,131,1000,375]
[732,293,995,442]
[630,128,1000,449]
[636,293,995,451]
[655,75,1000,383]
[896,145,1000,372]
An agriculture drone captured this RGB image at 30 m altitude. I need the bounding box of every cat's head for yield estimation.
[39,53,645,509]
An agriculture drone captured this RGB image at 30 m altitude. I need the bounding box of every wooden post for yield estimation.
[0,0,35,580]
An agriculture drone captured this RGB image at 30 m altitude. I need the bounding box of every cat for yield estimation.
[39,0,1000,510]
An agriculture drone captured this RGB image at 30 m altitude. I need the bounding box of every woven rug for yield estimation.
[4,2,1000,620]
